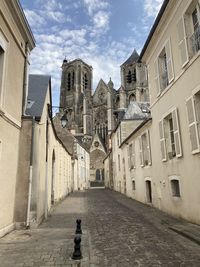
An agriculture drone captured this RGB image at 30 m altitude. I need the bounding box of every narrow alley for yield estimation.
[0,189,200,267]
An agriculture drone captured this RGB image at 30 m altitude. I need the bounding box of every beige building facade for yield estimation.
[0,0,35,237]
[141,0,200,224]
[14,75,86,228]
[105,0,200,225]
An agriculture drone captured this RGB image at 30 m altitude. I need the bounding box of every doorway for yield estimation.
[96,169,101,181]
[146,180,152,203]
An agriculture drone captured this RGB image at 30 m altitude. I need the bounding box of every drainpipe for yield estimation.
[26,116,35,227]
[45,109,49,219]
[22,42,30,115]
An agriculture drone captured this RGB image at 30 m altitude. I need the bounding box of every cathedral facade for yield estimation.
[59,50,148,183]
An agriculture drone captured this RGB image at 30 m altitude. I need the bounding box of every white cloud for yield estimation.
[83,0,109,16]
[24,9,46,28]
[93,11,109,29]
[144,0,164,17]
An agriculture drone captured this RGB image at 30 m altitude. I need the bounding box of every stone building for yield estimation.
[0,0,35,238]
[58,52,148,184]
[105,0,200,225]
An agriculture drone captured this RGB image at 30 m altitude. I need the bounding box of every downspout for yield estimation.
[45,106,50,219]
[22,42,30,115]
[26,116,35,227]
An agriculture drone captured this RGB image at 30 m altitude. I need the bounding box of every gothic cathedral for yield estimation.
[58,49,148,184]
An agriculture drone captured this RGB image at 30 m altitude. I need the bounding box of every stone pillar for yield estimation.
[120,87,126,109]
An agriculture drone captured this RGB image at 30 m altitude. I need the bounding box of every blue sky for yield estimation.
[20,0,164,106]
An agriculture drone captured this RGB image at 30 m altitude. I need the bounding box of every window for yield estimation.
[118,154,120,171]
[139,130,151,167]
[72,71,75,87]
[126,68,136,84]
[186,91,200,153]
[128,142,135,170]
[170,179,181,197]
[0,33,7,107]
[129,93,136,102]
[67,73,71,91]
[158,48,169,91]
[154,39,174,95]
[191,7,200,54]
[159,108,182,161]
[83,73,88,90]
[132,180,136,191]
[177,1,200,65]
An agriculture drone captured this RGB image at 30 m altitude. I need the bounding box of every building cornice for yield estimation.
[5,0,35,50]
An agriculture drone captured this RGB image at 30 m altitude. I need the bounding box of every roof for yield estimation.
[63,58,92,70]
[123,101,151,120]
[121,49,139,67]
[26,74,50,118]
[120,118,152,148]
[138,0,169,62]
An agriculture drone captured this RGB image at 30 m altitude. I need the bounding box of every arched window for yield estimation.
[132,68,136,82]
[83,73,88,90]
[72,71,75,87]
[116,96,120,109]
[127,70,132,83]
[67,73,71,91]
[129,93,136,102]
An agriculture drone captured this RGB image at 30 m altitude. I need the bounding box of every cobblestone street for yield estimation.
[1,189,200,267]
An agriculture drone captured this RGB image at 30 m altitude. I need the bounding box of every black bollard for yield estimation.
[75,219,82,234]
[72,236,82,260]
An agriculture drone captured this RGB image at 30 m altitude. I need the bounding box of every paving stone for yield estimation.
[0,190,200,266]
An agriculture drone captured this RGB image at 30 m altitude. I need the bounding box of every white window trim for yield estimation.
[139,136,144,167]
[186,94,200,154]
[154,38,174,97]
[160,107,182,160]
[169,175,181,198]
[0,31,8,108]
[0,140,2,161]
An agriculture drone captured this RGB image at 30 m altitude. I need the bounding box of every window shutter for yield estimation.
[132,141,136,168]
[177,17,189,67]
[159,120,167,161]
[147,130,152,165]
[165,39,174,83]
[154,59,160,96]
[172,108,182,158]
[139,136,144,167]
[127,145,131,169]
[186,96,200,153]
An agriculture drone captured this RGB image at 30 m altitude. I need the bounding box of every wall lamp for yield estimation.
[47,104,71,128]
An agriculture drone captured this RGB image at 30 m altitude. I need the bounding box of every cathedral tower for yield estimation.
[120,49,149,104]
[60,59,93,137]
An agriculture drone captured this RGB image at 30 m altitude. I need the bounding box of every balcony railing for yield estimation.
[190,25,200,56]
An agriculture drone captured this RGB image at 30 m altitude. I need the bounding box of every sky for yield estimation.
[20,0,164,106]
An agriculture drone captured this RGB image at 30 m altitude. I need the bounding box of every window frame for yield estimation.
[186,88,200,154]
[140,130,152,167]
[0,32,7,108]
[154,38,174,97]
[169,176,181,198]
[159,107,182,161]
